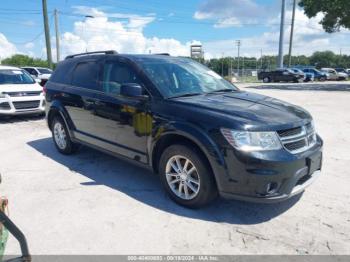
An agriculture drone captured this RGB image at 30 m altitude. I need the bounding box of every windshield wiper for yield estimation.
[205,89,234,95]
[168,92,203,99]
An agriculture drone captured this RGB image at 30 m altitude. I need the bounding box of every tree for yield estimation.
[309,51,337,68]
[1,54,50,68]
[299,0,350,33]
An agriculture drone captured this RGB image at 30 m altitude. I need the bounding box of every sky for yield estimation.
[1,0,350,62]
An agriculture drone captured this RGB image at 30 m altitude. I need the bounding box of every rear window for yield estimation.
[0,69,35,85]
[71,61,100,90]
[37,68,52,74]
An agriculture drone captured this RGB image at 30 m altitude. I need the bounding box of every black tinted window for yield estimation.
[72,61,100,90]
[102,61,140,95]
[50,62,74,85]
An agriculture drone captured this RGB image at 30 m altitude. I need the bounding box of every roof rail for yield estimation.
[154,53,170,56]
[65,50,118,59]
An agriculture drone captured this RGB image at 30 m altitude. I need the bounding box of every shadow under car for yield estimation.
[27,137,303,225]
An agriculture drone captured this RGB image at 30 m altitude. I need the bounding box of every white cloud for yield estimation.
[213,17,241,28]
[72,6,156,31]
[59,6,199,60]
[201,7,350,58]
[0,33,17,60]
[24,42,34,49]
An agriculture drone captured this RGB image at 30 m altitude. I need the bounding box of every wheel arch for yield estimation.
[150,125,227,189]
[47,101,75,136]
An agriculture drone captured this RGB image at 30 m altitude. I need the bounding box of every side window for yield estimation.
[71,61,100,90]
[102,61,141,95]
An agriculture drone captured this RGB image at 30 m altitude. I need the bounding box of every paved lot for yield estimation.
[1,86,350,255]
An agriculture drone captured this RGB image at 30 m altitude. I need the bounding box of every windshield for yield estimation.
[0,69,35,85]
[138,58,238,98]
[37,68,52,74]
[292,69,303,73]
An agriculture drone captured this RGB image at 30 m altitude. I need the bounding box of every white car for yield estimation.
[321,68,347,81]
[21,66,52,85]
[0,65,45,116]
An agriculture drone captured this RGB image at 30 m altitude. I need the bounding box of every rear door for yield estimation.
[62,59,102,138]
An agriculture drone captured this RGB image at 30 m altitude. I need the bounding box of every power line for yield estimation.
[10,30,45,45]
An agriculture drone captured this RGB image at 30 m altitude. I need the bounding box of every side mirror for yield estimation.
[120,83,145,98]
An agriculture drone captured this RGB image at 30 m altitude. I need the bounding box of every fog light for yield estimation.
[266,182,278,194]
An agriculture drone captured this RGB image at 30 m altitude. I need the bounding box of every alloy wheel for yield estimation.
[53,122,67,150]
[165,155,200,200]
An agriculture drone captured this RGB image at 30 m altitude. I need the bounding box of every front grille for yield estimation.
[13,101,40,110]
[284,139,307,151]
[0,102,11,110]
[277,123,316,154]
[4,91,41,97]
[277,127,302,138]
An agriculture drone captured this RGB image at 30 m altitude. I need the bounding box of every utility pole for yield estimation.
[278,0,286,68]
[236,40,241,77]
[42,0,52,68]
[260,49,263,70]
[54,9,60,63]
[288,0,296,67]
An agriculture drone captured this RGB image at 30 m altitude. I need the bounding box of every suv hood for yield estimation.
[173,91,311,129]
[0,83,43,93]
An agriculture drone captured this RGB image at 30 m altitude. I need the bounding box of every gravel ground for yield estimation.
[1,86,350,255]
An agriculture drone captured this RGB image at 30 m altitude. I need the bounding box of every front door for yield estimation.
[93,59,151,163]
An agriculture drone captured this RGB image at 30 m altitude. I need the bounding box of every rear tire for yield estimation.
[51,116,80,155]
[159,144,217,208]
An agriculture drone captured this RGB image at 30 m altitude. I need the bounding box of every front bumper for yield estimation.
[0,95,45,115]
[217,137,323,203]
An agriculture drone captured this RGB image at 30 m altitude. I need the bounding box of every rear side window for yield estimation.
[50,62,74,85]
[71,61,100,90]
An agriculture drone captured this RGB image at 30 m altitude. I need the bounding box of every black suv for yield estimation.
[258,69,304,83]
[45,51,323,208]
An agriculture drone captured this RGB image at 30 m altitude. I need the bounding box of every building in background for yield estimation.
[190,45,204,60]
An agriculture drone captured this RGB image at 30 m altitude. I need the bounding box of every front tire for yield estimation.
[51,116,79,155]
[159,144,217,208]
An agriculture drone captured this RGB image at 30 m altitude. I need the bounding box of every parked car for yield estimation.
[302,68,327,81]
[346,69,350,75]
[0,65,45,117]
[335,68,349,78]
[258,69,304,83]
[22,67,52,86]
[45,51,323,208]
[290,68,313,82]
[321,68,347,81]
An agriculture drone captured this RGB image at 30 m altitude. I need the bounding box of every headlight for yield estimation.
[221,129,282,151]
[0,93,6,98]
